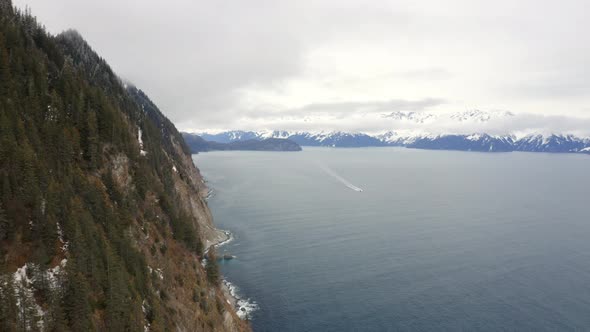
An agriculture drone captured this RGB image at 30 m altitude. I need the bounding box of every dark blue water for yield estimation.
[194,148,590,331]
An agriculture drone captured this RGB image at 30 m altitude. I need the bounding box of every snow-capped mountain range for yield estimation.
[193,110,590,153]
[196,130,590,153]
[382,109,515,123]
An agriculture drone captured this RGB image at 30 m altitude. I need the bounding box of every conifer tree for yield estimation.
[63,259,93,331]
[16,277,41,332]
[0,202,8,240]
[0,33,10,97]
[45,285,68,332]
[0,273,18,331]
[0,2,216,329]
[206,247,220,285]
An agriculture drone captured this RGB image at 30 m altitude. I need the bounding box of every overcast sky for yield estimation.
[13,0,590,133]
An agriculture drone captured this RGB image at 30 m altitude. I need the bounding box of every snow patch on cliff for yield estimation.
[138,127,147,156]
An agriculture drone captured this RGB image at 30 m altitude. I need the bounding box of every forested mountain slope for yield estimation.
[0,1,247,331]
[182,132,302,152]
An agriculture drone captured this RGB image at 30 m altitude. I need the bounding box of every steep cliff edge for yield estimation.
[0,1,248,331]
[126,86,228,249]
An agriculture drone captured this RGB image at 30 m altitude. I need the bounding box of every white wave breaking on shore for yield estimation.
[202,230,233,267]
[222,279,259,320]
[200,175,258,320]
[207,230,259,320]
[215,230,234,248]
[205,188,215,201]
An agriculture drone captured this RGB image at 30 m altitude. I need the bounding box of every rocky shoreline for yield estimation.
[205,229,257,320]
[221,278,258,320]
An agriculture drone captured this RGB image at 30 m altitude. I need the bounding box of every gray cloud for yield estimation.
[194,110,590,137]
[396,68,453,80]
[504,69,590,99]
[296,98,446,114]
[13,0,590,132]
[213,98,447,123]
[384,113,590,137]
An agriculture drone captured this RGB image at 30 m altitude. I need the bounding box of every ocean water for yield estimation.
[193,147,590,332]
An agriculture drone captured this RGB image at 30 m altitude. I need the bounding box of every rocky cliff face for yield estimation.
[0,1,248,330]
[127,87,228,249]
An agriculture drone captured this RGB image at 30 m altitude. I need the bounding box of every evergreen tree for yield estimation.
[0,202,8,240]
[45,285,68,332]
[206,247,220,285]
[0,2,219,329]
[63,259,93,331]
[0,33,10,97]
[84,110,99,170]
[15,277,41,332]
[0,273,18,331]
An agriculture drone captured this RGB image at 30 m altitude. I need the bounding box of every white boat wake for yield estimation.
[318,163,363,192]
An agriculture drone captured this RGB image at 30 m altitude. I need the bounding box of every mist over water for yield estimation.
[194,148,590,332]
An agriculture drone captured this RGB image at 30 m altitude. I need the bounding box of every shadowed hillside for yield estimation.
[0,1,249,331]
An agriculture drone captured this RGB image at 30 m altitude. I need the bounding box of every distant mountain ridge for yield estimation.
[196,109,590,153]
[195,130,590,153]
[382,109,515,123]
[182,132,301,152]
[200,131,388,148]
